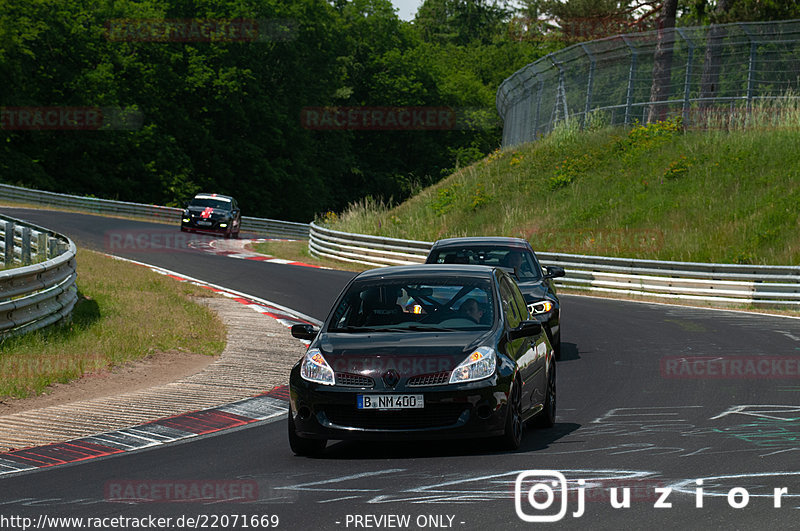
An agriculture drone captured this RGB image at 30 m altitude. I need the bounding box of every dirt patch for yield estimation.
[0,349,216,416]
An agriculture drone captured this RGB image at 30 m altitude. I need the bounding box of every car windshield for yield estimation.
[328,277,495,332]
[430,246,542,281]
[189,197,231,210]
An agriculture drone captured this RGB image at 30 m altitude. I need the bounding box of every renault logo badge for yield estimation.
[382,369,399,388]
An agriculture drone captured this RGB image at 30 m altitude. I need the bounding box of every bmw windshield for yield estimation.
[188,197,231,210]
[429,246,542,281]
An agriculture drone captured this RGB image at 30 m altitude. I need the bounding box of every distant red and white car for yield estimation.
[180,193,241,238]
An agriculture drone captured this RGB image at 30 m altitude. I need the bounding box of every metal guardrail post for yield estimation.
[740,23,758,113]
[622,36,638,126]
[4,222,13,266]
[580,43,596,128]
[20,226,31,264]
[534,78,544,139]
[48,236,58,258]
[676,28,695,126]
[547,54,569,125]
[37,232,47,261]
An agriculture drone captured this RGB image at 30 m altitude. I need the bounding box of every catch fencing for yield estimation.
[0,214,78,337]
[308,222,800,307]
[497,19,800,146]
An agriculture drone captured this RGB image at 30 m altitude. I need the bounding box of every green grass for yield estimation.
[325,109,800,265]
[0,249,226,398]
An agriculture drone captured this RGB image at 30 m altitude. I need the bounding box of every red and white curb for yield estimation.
[0,387,289,476]
[189,238,327,269]
[0,255,318,477]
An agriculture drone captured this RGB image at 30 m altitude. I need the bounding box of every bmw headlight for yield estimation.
[300,348,335,385]
[528,300,554,315]
[449,346,496,384]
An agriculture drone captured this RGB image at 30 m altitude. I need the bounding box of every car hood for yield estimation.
[516,281,549,301]
[186,206,230,216]
[316,330,492,378]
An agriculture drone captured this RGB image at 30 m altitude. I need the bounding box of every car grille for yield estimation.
[322,403,468,430]
[335,372,375,388]
[407,371,450,387]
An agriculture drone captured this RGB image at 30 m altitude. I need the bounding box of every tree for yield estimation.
[415,0,511,45]
[698,0,734,109]
[647,0,678,123]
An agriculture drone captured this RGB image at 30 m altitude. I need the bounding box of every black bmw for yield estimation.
[288,264,556,456]
[426,237,565,358]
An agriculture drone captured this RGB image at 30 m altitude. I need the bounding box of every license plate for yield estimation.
[197,221,212,226]
[357,394,424,410]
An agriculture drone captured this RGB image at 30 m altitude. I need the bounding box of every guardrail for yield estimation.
[0,183,310,239]
[308,222,800,307]
[309,222,430,267]
[0,215,78,338]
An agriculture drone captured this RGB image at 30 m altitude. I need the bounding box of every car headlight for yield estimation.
[219,223,228,228]
[528,300,554,315]
[449,346,496,384]
[300,348,335,385]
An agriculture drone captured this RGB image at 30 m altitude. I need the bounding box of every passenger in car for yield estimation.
[460,298,485,324]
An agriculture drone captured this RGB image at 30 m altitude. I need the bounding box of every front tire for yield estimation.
[496,378,523,450]
[288,410,326,457]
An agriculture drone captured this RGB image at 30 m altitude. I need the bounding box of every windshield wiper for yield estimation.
[329,326,411,333]
[328,326,379,333]
[403,325,458,332]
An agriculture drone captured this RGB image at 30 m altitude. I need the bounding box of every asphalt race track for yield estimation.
[1,206,799,530]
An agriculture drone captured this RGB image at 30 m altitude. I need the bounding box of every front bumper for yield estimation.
[289,367,512,441]
[531,308,559,339]
[180,218,232,234]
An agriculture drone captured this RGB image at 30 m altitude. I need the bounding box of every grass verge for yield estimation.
[0,249,226,398]
[324,115,800,265]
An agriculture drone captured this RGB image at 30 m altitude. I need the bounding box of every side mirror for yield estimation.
[543,265,565,279]
[508,320,542,341]
[291,324,319,341]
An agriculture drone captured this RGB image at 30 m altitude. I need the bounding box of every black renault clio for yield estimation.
[288,264,556,456]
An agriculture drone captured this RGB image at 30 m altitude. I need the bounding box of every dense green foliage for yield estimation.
[0,0,556,221]
[1,0,794,221]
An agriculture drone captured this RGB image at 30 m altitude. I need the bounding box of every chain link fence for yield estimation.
[497,19,800,147]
